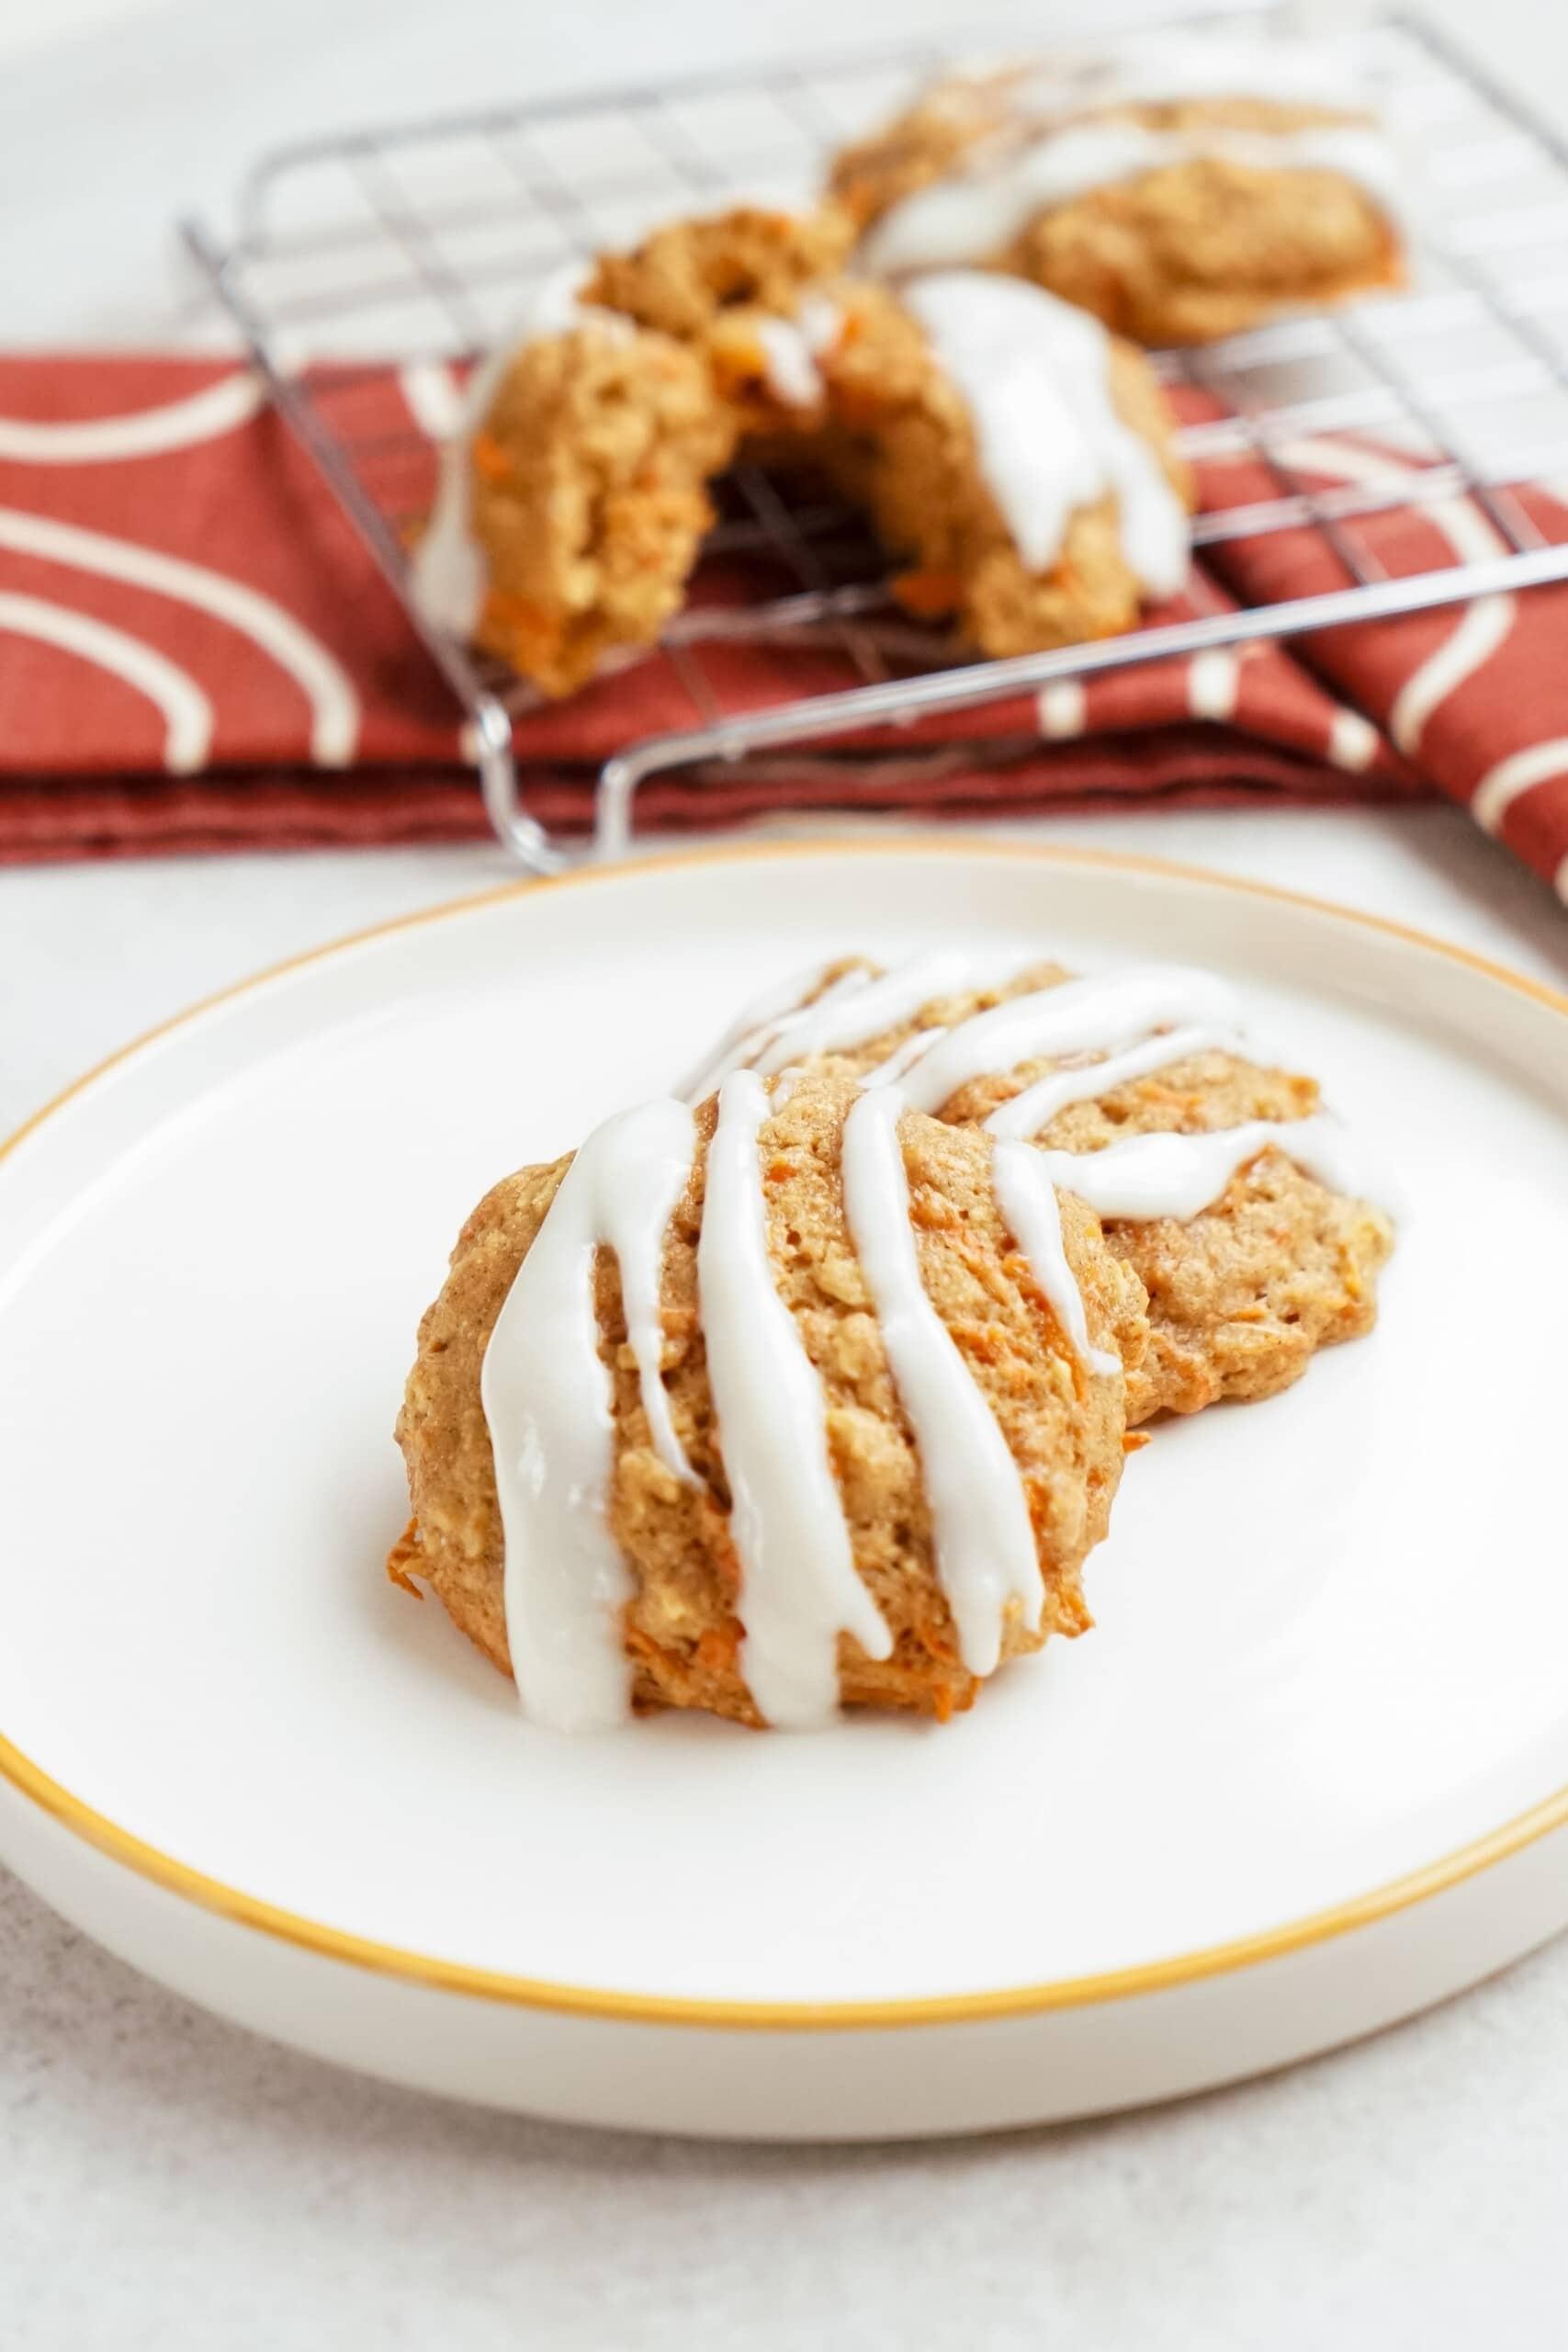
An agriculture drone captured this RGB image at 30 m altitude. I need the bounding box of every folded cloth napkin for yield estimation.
[1,352,1564,904]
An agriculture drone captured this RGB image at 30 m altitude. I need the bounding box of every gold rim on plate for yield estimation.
[3,838,1566,2032]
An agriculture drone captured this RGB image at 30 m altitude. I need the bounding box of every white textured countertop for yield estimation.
[5,0,1568,2343]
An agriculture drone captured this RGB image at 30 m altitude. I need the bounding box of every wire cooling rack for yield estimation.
[182,2,1568,867]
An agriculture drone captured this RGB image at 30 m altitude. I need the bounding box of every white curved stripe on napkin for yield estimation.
[1325,707,1379,771]
[1470,736,1568,834]
[1188,646,1240,720]
[0,590,212,771]
[1276,435,1516,759]
[0,372,265,465]
[0,506,359,764]
[1038,678,1087,738]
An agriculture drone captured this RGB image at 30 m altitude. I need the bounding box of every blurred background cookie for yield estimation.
[835,37,1405,344]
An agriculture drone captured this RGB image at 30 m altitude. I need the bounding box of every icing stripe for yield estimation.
[703,949,977,1089]
[860,105,1404,281]
[682,963,874,1100]
[900,273,1189,597]
[840,1087,1043,1678]
[895,965,1243,1114]
[983,1020,1247,1139]
[700,1072,893,1727]
[482,1099,696,1732]
[991,1138,1122,1376]
[1032,1113,1373,1221]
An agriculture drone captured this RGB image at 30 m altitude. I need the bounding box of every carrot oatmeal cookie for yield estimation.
[411,283,737,697]
[412,253,1190,688]
[688,954,1395,1426]
[392,1071,1145,1728]
[809,271,1192,652]
[585,222,1197,649]
[832,36,1404,345]
[584,201,856,434]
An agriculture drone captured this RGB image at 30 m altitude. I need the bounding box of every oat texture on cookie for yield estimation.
[833,37,1405,345]
[411,198,1193,693]
[693,952,1396,1425]
[393,1072,1144,1729]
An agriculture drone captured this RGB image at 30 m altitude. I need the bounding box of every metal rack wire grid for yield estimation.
[182,1,1568,867]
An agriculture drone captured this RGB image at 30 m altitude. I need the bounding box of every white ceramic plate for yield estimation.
[2,841,1567,2143]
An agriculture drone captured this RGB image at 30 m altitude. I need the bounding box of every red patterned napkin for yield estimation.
[1,351,1564,902]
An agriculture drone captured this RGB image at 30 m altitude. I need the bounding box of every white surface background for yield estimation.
[6,0,1568,2343]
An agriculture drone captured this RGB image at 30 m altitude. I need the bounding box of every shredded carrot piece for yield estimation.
[892,568,963,621]
[384,1518,425,1598]
[711,343,769,398]
[471,431,513,484]
[908,1192,961,1231]
[695,1624,740,1672]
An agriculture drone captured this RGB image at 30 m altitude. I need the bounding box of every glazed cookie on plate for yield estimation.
[392,1071,1145,1728]
[687,953,1396,1426]
[833,36,1404,345]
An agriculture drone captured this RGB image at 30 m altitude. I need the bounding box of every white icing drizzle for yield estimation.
[480,944,1389,1732]
[755,317,824,409]
[752,297,841,411]
[859,38,1403,282]
[899,275,1190,597]
[678,956,842,1101]
[480,1097,696,1732]
[990,1138,1122,1377]
[699,1071,893,1727]
[700,951,1389,1227]
[1065,35,1371,115]
[681,963,876,1102]
[695,950,976,1093]
[864,122,1402,280]
[840,1087,1043,1679]
[751,949,980,1078]
[868,1027,948,1086]
[896,964,1244,1114]
[799,290,843,352]
[984,1020,1248,1138]
[410,263,632,639]
[1032,1113,1372,1222]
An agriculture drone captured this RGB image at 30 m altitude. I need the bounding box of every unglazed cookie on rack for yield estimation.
[831,36,1405,345]
[687,954,1396,1425]
[392,1071,1145,1729]
[411,276,737,697]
